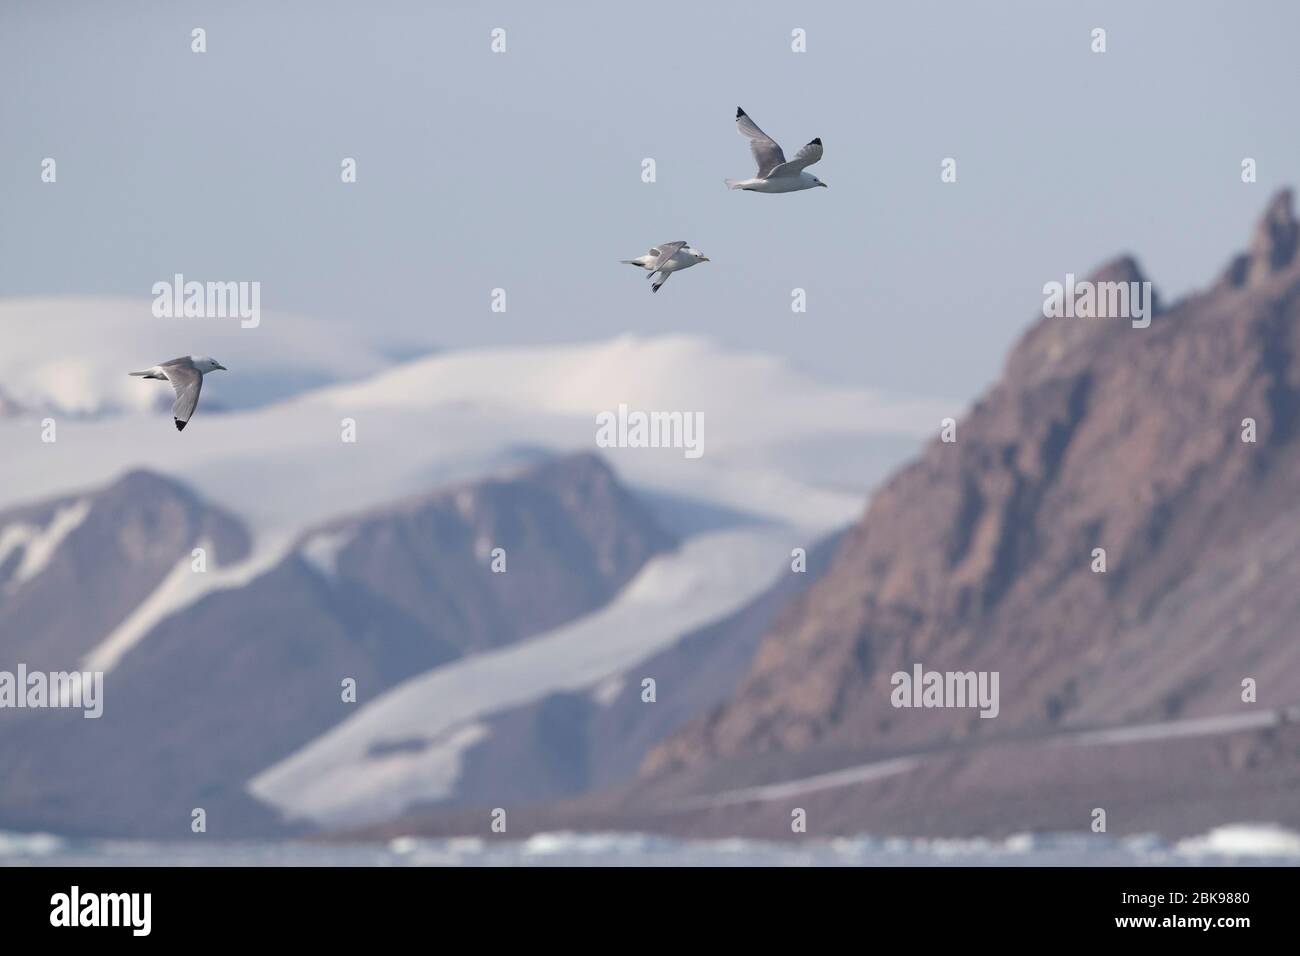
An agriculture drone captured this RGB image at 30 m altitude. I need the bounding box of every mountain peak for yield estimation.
[1085,253,1148,288]
[1249,188,1298,281]
[109,468,193,496]
[1222,188,1299,289]
[1003,253,1158,386]
[647,187,1300,781]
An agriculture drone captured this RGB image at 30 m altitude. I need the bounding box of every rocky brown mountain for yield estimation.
[645,189,1300,778]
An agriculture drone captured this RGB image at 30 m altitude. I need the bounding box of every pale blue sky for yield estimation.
[2,0,1297,402]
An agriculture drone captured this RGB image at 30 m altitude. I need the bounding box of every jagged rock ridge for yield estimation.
[647,190,1300,775]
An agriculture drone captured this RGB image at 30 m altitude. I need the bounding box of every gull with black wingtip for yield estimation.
[129,355,227,431]
[621,241,710,293]
[726,107,827,193]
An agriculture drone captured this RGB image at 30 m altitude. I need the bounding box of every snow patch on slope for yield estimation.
[250,525,794,826]
[0,499,91,593]
[82,534,295,673]
[298,530,355,581]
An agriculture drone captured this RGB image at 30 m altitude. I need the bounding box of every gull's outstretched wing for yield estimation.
[736,107,785,177]
[768,137,823,177]
[161,362,203,431]
[647,241,688,277]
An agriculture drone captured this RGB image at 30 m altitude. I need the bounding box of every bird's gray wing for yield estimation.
[646,241,688,276]
[736,108,785,177]
[768,137,823,177]
[162,364,203,428]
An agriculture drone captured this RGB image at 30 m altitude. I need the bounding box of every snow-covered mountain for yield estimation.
[0,454,676,835]
[0,327,950,537]
[0,470,250,671]
[0,319,950,836]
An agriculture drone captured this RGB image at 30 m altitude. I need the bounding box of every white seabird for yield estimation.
[129,355,227,431]
[725,107,827,193]
[621,241,710,293]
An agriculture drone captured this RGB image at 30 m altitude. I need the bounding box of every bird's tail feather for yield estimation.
[724,179,745,190]
[619,259,639,265]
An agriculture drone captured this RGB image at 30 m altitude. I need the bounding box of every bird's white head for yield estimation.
[812,176,828,188]
[689,247,710,262]
[194,356,228,373]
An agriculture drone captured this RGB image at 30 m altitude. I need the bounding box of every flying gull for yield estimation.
[129,356,227,431]
[621,241,710,293]
[725,107,827,193]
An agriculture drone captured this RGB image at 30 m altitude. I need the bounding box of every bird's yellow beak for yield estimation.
[700,256,710,262]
